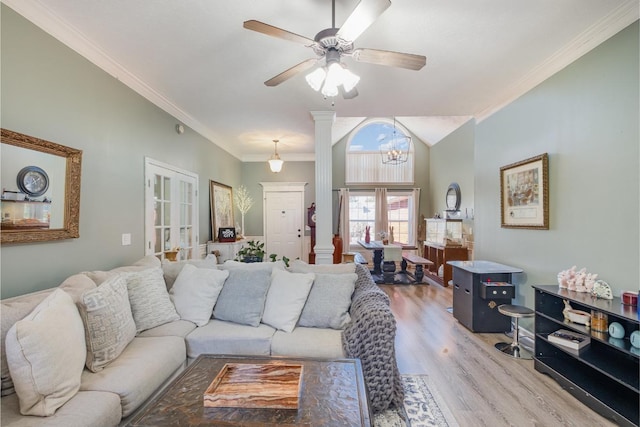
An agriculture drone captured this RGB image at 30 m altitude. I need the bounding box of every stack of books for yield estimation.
[548,329,591,351]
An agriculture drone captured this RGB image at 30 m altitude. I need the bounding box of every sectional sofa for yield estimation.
[1,256,402,426]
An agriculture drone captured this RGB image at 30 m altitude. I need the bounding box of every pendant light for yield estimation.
[268,139,284,173]
[380,118,411,165]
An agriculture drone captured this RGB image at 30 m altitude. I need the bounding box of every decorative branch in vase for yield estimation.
[233,185,254,239]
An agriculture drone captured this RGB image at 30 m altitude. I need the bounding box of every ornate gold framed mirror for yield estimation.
[1,129,82,244]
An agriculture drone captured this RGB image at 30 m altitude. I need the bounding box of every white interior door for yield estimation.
[262,183,305,261]
[145,158,198,261]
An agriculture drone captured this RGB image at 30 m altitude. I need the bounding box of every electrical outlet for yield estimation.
[121,233,131,246]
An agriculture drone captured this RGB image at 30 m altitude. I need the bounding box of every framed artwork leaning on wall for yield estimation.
[500,153,549,229]
[210,180,234,241]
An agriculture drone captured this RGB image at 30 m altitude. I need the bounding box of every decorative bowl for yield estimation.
[566,309,591,326]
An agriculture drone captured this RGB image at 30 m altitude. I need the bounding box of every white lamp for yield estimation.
[268,139,283,173]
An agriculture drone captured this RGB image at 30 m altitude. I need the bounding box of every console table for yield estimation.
[533,285,639,427]
[449,260,523,332]
[207,240,246,262]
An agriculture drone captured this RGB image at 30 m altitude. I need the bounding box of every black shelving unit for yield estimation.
[533,285,639,427]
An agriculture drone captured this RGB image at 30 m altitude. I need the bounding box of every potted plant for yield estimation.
[235,240,265,263]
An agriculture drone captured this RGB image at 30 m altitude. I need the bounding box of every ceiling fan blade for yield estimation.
[264,58,318,87]
[340,86,359,99]
[352,48,426,70]
[336,0,391,43]
[243,20,315,46]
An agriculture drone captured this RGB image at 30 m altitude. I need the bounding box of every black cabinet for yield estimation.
[533,285,639,427]
[449,261,523,332]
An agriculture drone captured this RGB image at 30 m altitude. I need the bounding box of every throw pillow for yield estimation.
[5,289,86,416]
[212,269,271,327]
[261,269,315,333]
[289,259,356,274]
[77,275,136,372]
[162,254,218,290]
[82,256,162,285]
[170,264,229,326]
[122,267,179,333]
[299,273,357,329]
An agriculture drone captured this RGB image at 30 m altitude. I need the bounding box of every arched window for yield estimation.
[345,119,414,185]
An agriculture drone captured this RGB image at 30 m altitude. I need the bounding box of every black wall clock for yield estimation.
[17,166,49,197]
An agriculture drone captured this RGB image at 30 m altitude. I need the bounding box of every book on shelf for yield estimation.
[548,329,591,350]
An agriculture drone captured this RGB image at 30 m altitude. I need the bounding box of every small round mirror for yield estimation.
[445,183,461,211]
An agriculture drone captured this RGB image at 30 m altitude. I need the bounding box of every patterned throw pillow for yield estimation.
[77,275,136,372]
[122,267,179,333]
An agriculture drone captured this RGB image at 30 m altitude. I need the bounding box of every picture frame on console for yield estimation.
[210,180,234,241]
[500,153,549,229]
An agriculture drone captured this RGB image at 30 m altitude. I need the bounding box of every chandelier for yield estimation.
[268,139,283,173]
[380,118,411,165]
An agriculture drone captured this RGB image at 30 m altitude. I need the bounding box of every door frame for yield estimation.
[260,182,307,262]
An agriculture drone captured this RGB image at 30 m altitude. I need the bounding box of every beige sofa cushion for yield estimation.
[80,336,185,417]
[136,319,197,338]
[289,259,356,274]
[162,254,218,290]
[185,319,275,358]
[5,289,86,416]
[82,255,161,285]
[1,390,122,427]
[271,327,345,359]
[77,275,136,372]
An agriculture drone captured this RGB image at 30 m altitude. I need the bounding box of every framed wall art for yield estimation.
[210,180,234,241]
[500,153,549,229]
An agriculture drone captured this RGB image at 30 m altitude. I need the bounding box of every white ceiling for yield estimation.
[3,0,638,161]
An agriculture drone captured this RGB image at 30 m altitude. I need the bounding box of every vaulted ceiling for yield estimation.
[3,0,638,161]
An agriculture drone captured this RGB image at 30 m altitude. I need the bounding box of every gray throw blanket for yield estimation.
[342,264,404,413]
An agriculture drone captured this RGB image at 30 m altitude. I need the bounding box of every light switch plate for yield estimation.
[121,233,131,246]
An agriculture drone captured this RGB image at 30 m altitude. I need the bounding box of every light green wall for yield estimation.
[429,120,475,217]
[1,6,242,298]
[239,161,316,236]
[473,21,639,306]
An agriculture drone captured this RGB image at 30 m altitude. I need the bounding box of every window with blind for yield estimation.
[345,119,414,185]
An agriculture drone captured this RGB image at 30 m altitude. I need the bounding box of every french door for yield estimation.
[145,158,198,261]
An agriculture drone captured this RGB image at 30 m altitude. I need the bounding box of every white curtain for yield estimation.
[338,188,350,248]
[375,188,388,239]
[411,188,421,246]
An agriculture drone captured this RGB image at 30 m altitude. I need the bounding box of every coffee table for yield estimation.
[127,354,372,426]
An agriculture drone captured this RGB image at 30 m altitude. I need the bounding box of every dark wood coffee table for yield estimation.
[127,355,372,426]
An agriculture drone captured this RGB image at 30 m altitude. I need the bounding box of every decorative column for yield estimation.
[310,111,335,264]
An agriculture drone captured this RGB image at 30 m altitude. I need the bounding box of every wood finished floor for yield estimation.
[379,283,618,427]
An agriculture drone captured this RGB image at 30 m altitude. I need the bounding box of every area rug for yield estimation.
[374,375,459,427]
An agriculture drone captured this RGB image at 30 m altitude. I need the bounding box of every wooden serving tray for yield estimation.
[204,363,303,409]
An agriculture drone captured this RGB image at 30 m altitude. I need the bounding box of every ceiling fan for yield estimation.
[243,0,426,98]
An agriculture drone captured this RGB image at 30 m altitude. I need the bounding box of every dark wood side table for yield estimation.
[127,355,372,427]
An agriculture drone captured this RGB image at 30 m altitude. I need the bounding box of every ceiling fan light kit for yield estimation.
[268,139,284,173]
[243,0,425,99]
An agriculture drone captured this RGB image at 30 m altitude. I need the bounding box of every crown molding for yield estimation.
[1,0,243,160]
[475,1,639,122]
